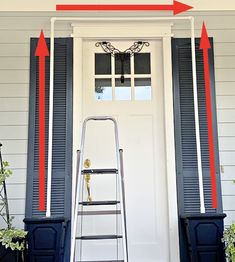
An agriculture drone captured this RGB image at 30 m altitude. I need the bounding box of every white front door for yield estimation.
[78,39,170,262]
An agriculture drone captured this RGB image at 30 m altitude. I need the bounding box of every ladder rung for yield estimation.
[79,200,120,206]
[79,260,124,262]
[82,169,118,174]
[76,235,122,240]
[78,260,124,262]
[78,210,121,216]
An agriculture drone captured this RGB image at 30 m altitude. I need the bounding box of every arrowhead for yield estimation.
[35,31,49,57]
[200,22,211,50]
[173,0,193,15]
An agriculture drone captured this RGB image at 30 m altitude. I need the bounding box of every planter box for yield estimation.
[0,243,25,262]
[24,216,68,262]
[181,213,226,262]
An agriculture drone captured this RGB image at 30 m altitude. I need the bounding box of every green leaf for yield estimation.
[0,229,27,251]
[0,161,12,184]
[223,224,235,261]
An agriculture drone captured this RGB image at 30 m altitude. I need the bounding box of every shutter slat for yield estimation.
[178,44,210,170]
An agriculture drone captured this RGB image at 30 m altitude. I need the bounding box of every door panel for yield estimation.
[77,40,169,262]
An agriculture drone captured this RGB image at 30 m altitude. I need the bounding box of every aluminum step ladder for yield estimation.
[70,116,128,262]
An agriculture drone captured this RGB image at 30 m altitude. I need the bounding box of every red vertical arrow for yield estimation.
[200,23,217,209]
[35,31,49,211]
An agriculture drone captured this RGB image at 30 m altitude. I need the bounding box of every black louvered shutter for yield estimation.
[26,38,73,218]
[172,38,223,260]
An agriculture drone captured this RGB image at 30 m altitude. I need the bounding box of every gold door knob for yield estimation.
[84,159,92,202]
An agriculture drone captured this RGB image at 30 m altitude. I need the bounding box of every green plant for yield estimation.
[0,161,12,185]
[0,161,13,228]
[0,228,27,251]
[222,223,235,262]
[0,161,27,252]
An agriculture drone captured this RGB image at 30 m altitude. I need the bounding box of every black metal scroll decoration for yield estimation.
[95,41,150,83]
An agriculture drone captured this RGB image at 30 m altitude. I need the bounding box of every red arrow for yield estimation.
[56,1,193,15]
[35,31,49,211]
[200,22,217,209]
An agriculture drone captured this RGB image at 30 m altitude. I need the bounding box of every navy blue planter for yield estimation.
[181,213,226,262]
[0,243,24,262]
[24,217,68,262]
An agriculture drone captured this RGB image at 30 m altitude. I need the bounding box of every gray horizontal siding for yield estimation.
[0,13,72,228]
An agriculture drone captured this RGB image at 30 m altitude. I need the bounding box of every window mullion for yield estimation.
[112,54,115,100]
[131,55,134,100]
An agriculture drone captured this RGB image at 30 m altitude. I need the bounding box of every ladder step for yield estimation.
[76,235,122,240]
[80,200,120,206]
[82,169,118,174]
[79,260,124,262]
[78,210,121,216]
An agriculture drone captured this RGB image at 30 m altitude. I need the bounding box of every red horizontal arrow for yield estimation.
[56,1,193,15]
[200,22,217,209]
[35,30,49,211]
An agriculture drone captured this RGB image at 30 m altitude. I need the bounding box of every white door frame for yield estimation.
[72,20,180,262]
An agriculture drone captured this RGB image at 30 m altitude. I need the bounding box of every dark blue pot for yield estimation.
[0,241,25,262]
[181,213,226,262]
[24,216,68,262]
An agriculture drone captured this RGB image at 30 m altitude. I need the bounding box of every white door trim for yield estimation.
[72,20,180,262]
[162,36,180,261]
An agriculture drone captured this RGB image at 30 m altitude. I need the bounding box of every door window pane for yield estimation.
[95,53,111,75]
[95,78,112,100]
[134,53,151,74]
[115,78,131,101]
[134,78,151,100]
[115,53,131,75]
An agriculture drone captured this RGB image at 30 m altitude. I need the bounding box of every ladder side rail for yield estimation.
[70,150,81,259]
[70,150,83,262]
[119,149,129,261]
[70,120,88,262]
[112,118,128,262]
[72,150,81,220]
